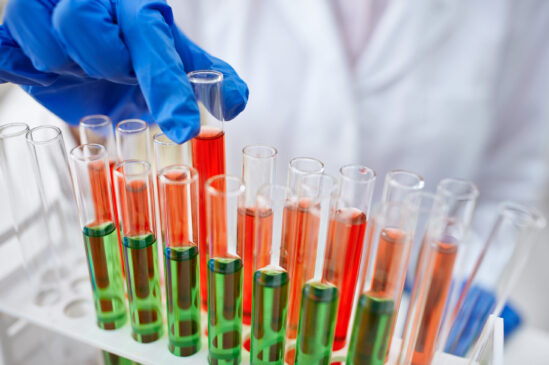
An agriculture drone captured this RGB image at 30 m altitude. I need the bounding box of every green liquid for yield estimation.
[83,222,126,330]
[123,234,163,343]
[295,282,339,365]
[102,351,141,365]
[208,257,243,365]
[250,268,289,365]
[165,245,201,356]
[346,293,395,365]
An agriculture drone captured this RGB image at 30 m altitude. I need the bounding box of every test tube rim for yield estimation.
[113,159,152,179]
[25,125,62,146]
[205,174,245,198]
[385,169,425,192]
[498,200,547,229]
[152,131,177,147]
[187,70,223,84]
[339,164,376,185]
[242,144,278,160]
[0,122,30,139]
[437,177,479,201]
[79,114,112,128]
[70,144,107,163]
[289,156,325,174]
[115,119,148,135]
[158,164,198,185]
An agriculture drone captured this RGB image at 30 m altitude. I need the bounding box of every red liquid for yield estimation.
[238,207,274,325]
[371,228,407,296]
[117,177,154,237]
[109,160,124,275]
[323,208,367,350]
[284,200,320,339]
[159,170,197,246]
[412,241,457,365]
[191,127,226,310]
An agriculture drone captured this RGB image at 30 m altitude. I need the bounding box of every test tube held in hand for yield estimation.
[71,144,127,330]
[189,70,226,311]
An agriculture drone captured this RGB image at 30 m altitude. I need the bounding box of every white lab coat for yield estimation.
[173,0,549,237]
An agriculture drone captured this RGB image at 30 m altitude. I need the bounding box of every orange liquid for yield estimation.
[411,241,457,365]
[323,208,367,350]
[371,228,407,296]
[238,207,274,325]
[191,127,226,310]
[284,200,320,339]
[117,177,154,237]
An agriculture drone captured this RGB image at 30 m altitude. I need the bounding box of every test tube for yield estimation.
[324,164,376,351]
[250,184,295,364]
[158,164,201,356]
[346,200,419,365]
[400,179,478,365]
[189,70,226,311]
[81,115,124,274]
[292,173,339,365]
[283,157,325,341]
[0,123,61,305]
[114,160,163,343]
[382,170,425,204]
[70,144,127,330]
[115,119,152,162]
[443,202,546,357]
[240,145,278,325]
[153,132,191,171]
[206,175,245,364]
[397,193,449,365]
[26,126,86,278]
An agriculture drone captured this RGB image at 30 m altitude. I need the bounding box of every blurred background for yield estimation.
[1,0,549,363]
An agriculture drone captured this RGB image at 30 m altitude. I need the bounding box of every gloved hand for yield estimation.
[0,0,248,143]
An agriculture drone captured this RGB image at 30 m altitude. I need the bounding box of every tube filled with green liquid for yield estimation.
[250,185,295,365]
[71,144,126,330]
[114,160,163,343]
[158,165,201,356]
[206,175,246,364]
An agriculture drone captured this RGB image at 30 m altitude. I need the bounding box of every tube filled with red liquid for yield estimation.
[323,164,376,351]
[240,145,277,324]
[398,179,478,365]
[189,70,226,311]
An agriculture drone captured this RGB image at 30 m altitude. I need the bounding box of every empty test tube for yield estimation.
[70,144,127,330]
[114,160,163,343]
[116,119,152,162]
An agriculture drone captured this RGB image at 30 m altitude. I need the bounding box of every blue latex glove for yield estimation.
[0,0,248,143]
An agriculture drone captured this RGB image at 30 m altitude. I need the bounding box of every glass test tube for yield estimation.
[114,160,163,343]
[116,119,152,162]
[283,157,325,341]
[26,126,86,278]
[80,115,124,274]
[0,123,61,305]
[206,175,245,364]
[293,173,339,365]
[346,200,418,365]
[240,145,278,325]
[397,193,449,365]
[70,144,127,330]
[189,70,226,311]
[443,202,545,357]
[158,164,201,356]
[402,179,478,365]
[324,165,376,351]
[250,184,295,364]
[381,170,425,204]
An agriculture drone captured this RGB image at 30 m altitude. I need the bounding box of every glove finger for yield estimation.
[3,0,82,75]
[172,27,249,121]
[52,0,136,84]
[0,26,58,86]
[117,0,200,143]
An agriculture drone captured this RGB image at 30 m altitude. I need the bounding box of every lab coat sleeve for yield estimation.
[473,0,549,238]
